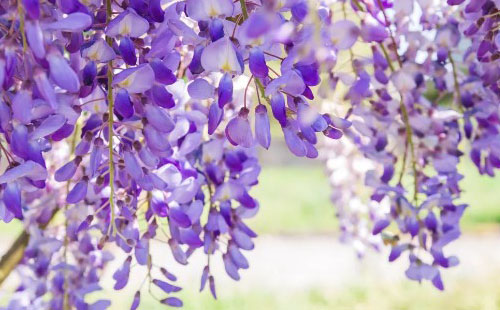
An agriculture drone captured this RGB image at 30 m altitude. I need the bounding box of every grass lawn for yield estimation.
[249,165,335,234]
[0,160,499,236]
[249,161,500,234]
[105,273,500,310]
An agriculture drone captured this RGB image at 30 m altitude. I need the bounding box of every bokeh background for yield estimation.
[1,134,499,310]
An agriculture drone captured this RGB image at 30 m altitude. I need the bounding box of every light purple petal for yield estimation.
[329,20,360,50]
[188,79,215,100]
[106,9,149,38]
[3,182,22,219]
[144,104,175,133]
[30,114,66,140]
[47,51,80,92]
[55,160,78,182]
[225,110,253,148]
[46,13,92,32]
[114,64,155,94]
[113,257,131,290]
[34,70,57,109]
[25,20,45,59]
[161,297,183,307]
[186,0,234,21]
[283,126,306,157]
[66,180,88,204]
[82,39,116,63]
[12,90,32,124]
[255,105,271,149]
[201,37,242,74]
[0,161,47,183]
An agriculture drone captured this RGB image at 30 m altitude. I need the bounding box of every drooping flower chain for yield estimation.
[0,0,498,308]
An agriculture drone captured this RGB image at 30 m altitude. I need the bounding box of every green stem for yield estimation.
[63,123,80,310]
[399,97,419,203]
[379,44,395,72]
[239,0,249,20]
[376,0,403,68]
[377,2,418,202]
[106,0,116,235]
[17,1,27,53]
[351,0,418,201]
[351,0,364,11]
[255,78,271,105]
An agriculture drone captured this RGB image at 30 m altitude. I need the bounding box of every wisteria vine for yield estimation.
[0,0,497,308]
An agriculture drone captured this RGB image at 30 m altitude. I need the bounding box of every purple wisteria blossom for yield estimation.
[0,0,497,308]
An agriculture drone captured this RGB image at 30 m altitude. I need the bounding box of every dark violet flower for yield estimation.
[153,279,181,294]
[270,92,287,127]
[114,89,134,119]
[130,291,140,310]
[149,0,165,23]
[372,219,390,235]
[119,37,137,66]
[23,0,40,19]
[249,48,269,79]
[150,58,176,85]
[218,73,233,108]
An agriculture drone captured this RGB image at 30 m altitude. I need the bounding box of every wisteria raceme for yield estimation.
[0,0,497,308]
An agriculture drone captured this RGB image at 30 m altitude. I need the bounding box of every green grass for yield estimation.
[104,274,500,310]
[249,165,335,234]
[247,161,500,235]
[0,160,499,236]
[460,161,500,228]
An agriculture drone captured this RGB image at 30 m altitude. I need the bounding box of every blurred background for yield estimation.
[1,137,500,310]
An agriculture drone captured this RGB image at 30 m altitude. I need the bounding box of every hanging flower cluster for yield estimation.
[0,0,497,308]
[320,0,498,290]
[320,0,468,290]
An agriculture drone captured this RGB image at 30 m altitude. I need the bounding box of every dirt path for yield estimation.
[124,231,500,296]
[1,231,499,300]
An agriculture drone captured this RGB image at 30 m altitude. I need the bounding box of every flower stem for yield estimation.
[255,78,271,105]
[239,0,249,20]
[17,1,27,53]
[106,0,116,235]
[376,0,403,68]
[63,122,80,310]
[351,0,364,11]
[353,0,419,202]
[376,2,418,202]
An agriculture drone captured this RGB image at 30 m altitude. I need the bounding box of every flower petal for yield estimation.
[46,13,92,32]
